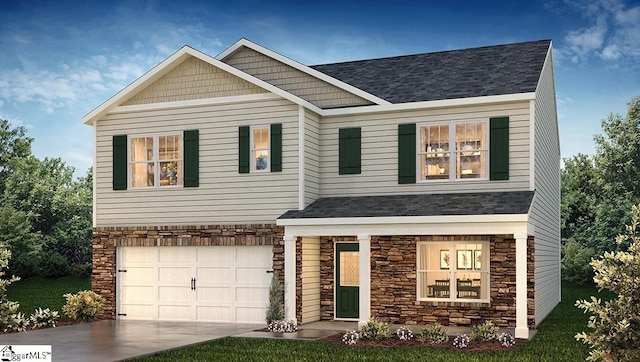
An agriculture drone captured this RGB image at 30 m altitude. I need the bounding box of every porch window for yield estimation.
[417,241,489,301]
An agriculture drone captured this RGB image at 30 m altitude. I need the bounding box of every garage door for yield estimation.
[117,245,273,323]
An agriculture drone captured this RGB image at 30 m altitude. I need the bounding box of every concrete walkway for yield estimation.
[0,320,261,362]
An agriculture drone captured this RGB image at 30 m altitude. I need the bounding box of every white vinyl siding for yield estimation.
[95,97,299,226]
[319,102,532,197]
[300,237,321,324]
[529,50,561,325]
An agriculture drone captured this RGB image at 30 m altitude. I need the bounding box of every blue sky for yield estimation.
[1,0,639,175]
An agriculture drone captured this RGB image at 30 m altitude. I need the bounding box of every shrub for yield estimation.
[471,320,499,342]
[453,333,470,348]
[342,329,359,345]
[38,252,70,278]
[267,319,297,333]
[562,238,596,284]
[265,275,284,324]
[418,323,449,344]
[0,242,24,333]
[395,325,414,341]
[62,290,105,321]
[359,317,391,340]
[575,204,640,361]
[30,307,59,329]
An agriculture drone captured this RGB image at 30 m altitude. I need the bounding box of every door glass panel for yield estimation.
[339,251,359,287]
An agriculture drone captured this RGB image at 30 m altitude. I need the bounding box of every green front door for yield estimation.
[335,243,359,319]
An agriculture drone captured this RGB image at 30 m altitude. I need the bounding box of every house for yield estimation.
[84,38,560,339]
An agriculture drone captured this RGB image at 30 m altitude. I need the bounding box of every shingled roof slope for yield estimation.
[278,191,534,219]
[310,40,550,104]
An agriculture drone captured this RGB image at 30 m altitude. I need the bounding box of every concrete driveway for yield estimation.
[0,319,261,362]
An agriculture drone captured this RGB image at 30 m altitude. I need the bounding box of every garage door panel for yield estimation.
[159,247,195,263]
[236,246,271,266]
[158,304,191,320]
[120,304,155,320]
[158,267,191,284]
[236,286,268,302]
[197,247,233,265]
[236,267,271,284]
[196,306,231,322]
[121,247,158,263]
[120,286,155,302]
[196,287,230,302]
[196,267,231,284]
[158,286,191,301]
[122,267,155,283]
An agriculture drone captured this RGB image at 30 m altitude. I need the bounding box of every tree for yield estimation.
[561,153,598,241]
[575,204,640,361]
[0,119,33,194]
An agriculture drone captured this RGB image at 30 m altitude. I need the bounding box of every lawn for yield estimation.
[6,276,91,315]
[127,282,610,362]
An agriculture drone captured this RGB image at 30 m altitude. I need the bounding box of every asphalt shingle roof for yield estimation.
[278,191,534,219]
[310,40,550,104]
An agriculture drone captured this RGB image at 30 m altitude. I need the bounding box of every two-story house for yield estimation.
[84,38,559,339]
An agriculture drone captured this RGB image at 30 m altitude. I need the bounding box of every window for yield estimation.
[129,134,183,187]
[251,126,270,172]
[417,241,489,301]
[418,121,488,181]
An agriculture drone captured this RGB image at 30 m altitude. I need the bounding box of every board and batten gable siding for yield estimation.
[94,97,299,226]
[304,110,321,207]
[123,56,267,106]
[318,102,532,197]
[221,46,373,109]
[529,49,561,325]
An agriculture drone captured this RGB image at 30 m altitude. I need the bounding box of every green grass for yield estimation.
[127,282,611,362]
[6,276,91,315]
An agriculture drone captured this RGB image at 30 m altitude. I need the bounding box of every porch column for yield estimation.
[357,234,371,328]
[514,231,529,339]
[283,235,296,322]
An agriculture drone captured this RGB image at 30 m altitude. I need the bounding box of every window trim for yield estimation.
[416,119,489,182]
[416,241,490,303]
[128,132,184,189]
[250,125,270,173]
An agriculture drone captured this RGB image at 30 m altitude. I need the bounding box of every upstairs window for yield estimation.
[251,126,270,172]
[130,134,183,187]
[418,121,488,181]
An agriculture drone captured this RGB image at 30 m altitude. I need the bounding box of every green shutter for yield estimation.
[183,129,199,187]
[239,126,250,174]
[339,128,361,175]
[271,123,282,172]
[490,117,509,180]
[112,135,127,190]
[398,123,416,184]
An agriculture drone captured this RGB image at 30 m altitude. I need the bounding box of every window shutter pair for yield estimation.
[112,130,199,190]
[339,128,361,175]
[238,124,282,174]
[396,118,509,184]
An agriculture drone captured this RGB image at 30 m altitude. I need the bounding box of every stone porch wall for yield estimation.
[92,224,284,319]
[318,235,535,329]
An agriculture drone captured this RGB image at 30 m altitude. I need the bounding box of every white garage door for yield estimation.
[117,245,273,323]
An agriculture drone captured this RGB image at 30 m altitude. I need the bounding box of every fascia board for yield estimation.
[319,92,537,117]
[216,38,391,106]
[278,215,529,237]
[277,214,528,226]
[83,46,324,125]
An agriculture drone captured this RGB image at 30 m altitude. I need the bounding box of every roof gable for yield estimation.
[311,40,551,103]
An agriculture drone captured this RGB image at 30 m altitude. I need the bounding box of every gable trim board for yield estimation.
[215,38,391,106]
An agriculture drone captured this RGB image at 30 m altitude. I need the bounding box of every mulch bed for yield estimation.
[320,332,524,352]
[1,318,86,334]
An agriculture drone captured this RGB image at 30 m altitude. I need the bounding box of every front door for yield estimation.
[335,243,359,319]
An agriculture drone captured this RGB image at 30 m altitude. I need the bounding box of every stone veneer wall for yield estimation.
[92,224,284,319]
[319,235,535,328]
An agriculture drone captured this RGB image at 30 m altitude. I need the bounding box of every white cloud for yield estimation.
[557,0,640,66]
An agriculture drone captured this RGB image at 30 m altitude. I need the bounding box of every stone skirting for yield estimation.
[92,224,284,319]
[317,235,535,329]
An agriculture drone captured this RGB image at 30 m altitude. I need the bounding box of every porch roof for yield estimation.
[278,191,534,219]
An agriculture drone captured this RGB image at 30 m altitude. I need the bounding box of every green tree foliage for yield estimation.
[0,119,93,278]
[575,204,640,361]
[562,96,640,281]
